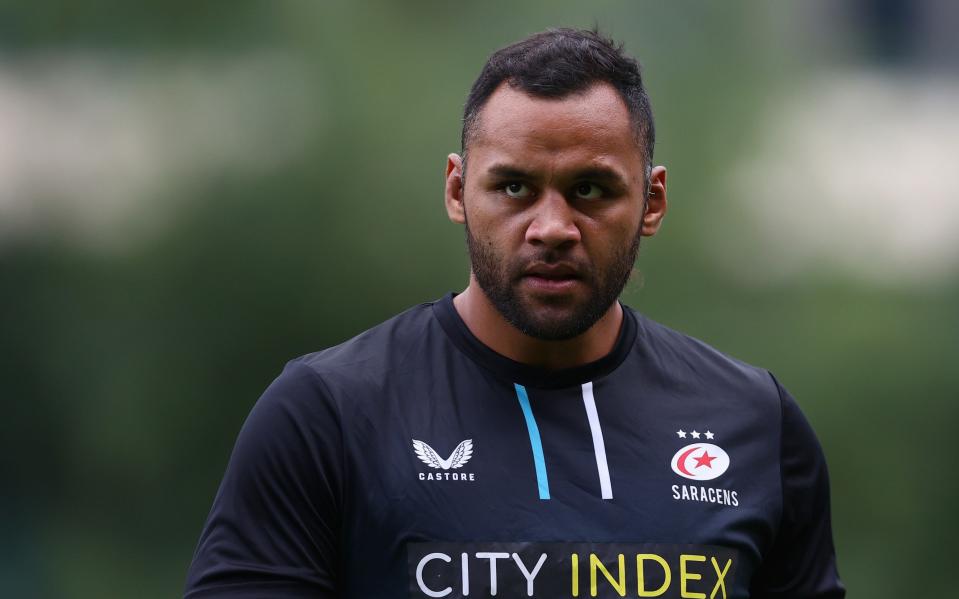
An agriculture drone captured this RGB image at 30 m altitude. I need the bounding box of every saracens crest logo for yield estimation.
[413,439,476,482]
[670,429,739,507]
[670,441,729,481]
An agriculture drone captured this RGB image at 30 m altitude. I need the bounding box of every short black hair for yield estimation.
[461,28,655,178]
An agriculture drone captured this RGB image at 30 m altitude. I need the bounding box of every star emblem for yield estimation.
[691,430,701,439]
[705,430,714,440]
[676,429,687,439]
[694,451,716,469]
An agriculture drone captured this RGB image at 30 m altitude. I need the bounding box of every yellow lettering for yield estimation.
[572,554,579,597]
[680,554,706,599]
[709,557,731,599]
[590,553,626,597]
[636,554,671,597]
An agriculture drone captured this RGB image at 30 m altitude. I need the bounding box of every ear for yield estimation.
[445,153,466,224]
[641,165,667,237]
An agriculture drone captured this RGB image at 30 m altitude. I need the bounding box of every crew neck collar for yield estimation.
[432,292,637,389]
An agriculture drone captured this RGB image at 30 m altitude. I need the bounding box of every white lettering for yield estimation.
[511,553,547,596]
[417,471,476,482]
[475,552,510,596]
[673,485,740,507]
[415,553,452,598]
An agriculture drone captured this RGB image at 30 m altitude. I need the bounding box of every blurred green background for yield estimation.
[2,1,956,597]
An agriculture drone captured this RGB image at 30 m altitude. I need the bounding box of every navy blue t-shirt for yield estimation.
[185,294,844,598]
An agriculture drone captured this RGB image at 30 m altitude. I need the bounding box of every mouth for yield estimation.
[520,264,583,293]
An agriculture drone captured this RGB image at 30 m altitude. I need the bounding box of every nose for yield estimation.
[524,189,581,249]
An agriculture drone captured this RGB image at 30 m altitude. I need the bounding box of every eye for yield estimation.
[503,182,533,199]
[574,182,604,200]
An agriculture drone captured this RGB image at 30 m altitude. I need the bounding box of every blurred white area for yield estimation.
[0,52,318,249]
[720,70,959,287]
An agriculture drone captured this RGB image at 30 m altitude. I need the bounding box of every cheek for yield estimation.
[465,202,527,245]
[583,214,641,256]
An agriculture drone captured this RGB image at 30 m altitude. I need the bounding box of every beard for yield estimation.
[465,220,641,341]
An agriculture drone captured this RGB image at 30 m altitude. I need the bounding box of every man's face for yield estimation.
[449,82,661,340]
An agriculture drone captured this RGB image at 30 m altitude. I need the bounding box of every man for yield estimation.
[185,29,844,598]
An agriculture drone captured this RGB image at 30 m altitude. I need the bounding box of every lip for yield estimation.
[523,263,580,279]
[520,263,582,293]
[522,275,581,293]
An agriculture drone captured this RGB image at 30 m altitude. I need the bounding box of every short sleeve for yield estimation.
[749,374,845,598]
[184,360,344,598]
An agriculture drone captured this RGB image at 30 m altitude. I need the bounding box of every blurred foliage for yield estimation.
[1,1,956,597]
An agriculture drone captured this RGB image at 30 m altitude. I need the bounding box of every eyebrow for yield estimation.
[486,164,532,180]
[485,163,629,187]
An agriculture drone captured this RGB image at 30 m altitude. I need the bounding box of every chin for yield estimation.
[511,301,599,341]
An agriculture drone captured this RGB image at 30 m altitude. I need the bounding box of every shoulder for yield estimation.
[628,307,776,395]
[626,309,830,480]
[297,299,438,373]
[281,299,443,401]
[238,300,441,450]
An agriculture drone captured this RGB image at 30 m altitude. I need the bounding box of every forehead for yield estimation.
[468,82,644,178]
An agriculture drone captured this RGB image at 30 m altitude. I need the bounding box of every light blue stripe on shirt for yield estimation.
[513,383,550,500]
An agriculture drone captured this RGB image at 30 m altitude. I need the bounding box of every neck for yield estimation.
[452,275,624,371]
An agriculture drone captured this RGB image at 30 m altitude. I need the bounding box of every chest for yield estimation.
[338,374,779,598]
